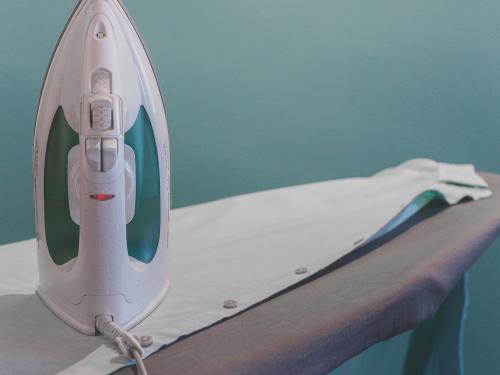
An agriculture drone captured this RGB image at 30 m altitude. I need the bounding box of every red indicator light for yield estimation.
[91,194,115,201]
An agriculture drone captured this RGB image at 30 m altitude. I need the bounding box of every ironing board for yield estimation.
[115,172,500,375]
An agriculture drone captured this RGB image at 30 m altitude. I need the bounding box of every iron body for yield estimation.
[33,0,170,335]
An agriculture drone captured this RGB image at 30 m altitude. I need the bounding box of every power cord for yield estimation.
[95,315,149,375]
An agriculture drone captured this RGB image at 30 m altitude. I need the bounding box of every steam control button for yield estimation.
[102,138,118,172]
[90,98,113,130]
[85,138,101,172]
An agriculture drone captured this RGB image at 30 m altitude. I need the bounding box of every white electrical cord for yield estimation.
[95,316,149,375]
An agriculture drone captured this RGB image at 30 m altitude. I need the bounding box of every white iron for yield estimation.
[33,0,170,335]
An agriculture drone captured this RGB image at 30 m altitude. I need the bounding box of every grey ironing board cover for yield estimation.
[115,173,500,375]
[0,160,494,375]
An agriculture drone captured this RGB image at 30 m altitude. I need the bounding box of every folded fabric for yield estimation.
[0,159,492,375]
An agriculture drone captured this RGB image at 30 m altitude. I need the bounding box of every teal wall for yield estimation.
[0,0,498,373]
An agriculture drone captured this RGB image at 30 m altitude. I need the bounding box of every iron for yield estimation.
[33,0,170,335]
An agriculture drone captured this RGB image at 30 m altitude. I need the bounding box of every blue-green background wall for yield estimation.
[0,0,498,373]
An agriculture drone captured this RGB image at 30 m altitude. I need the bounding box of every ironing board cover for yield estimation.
[0,159,494,375]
